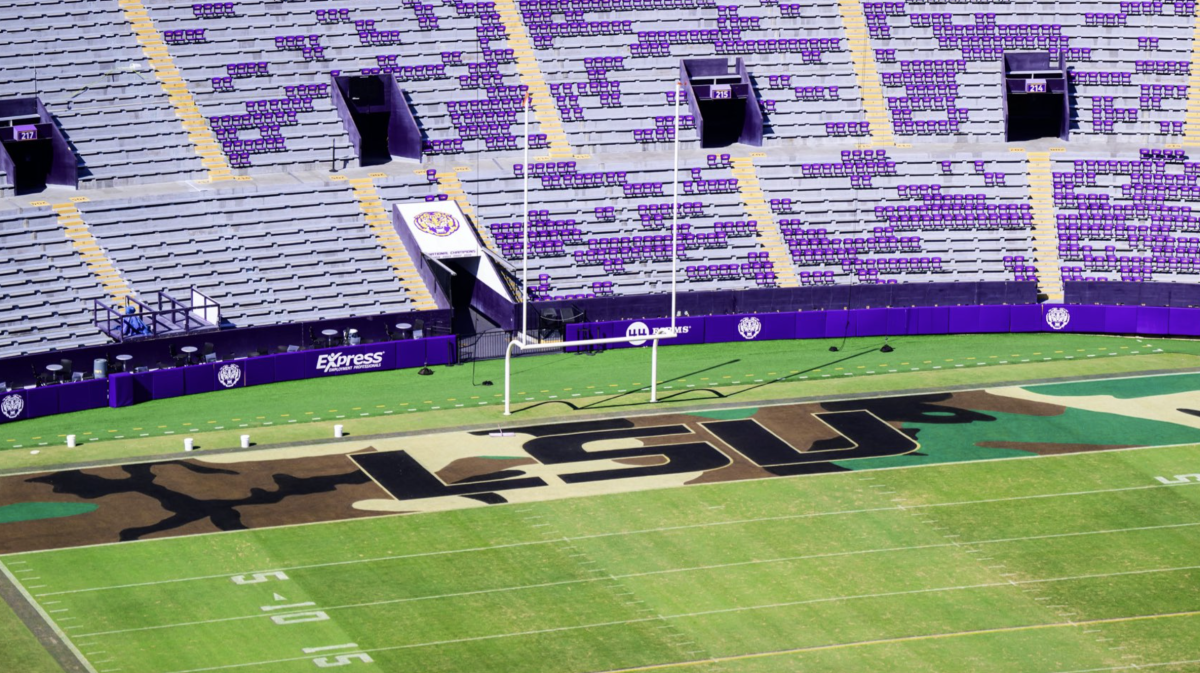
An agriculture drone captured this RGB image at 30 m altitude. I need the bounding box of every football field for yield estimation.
[4,441,1200,673]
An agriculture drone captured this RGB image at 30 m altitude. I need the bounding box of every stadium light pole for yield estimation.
[521,91,530,345]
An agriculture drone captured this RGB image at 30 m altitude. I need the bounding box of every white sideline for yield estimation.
[153,563,1200,673]
[70,522,1200,639]
[1053,658,1200,673]
[0,561,97,673]
[33,479,1200,598]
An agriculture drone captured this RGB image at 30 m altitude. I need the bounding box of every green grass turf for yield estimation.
[5,332,1200,472]
[5,443,1200,673]
[0,591,61,673]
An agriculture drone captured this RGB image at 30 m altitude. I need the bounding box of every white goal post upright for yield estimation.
[503,81,683,415]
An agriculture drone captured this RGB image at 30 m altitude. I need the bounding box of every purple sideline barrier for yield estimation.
[1010,304,1044,332]
[1137,306,1171,336]
[706,313,796,342]
[1171,308,1200,337]
[565,317,706,351]
[102,336,457,409]
[0,380,110,424]
[563,304,1161,353]
[14,299,1200,424]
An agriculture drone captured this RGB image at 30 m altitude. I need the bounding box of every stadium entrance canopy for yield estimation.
[393,200,514,323]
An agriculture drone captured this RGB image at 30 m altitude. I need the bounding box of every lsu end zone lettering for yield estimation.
[351,412,919,504]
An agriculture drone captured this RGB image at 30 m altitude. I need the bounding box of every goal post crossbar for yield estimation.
[503,332,677,415]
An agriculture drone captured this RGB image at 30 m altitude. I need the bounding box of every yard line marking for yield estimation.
[301,644,357,654]
[33,481,1200,598]
[72,562,1200,639]
[158,606,1200,673]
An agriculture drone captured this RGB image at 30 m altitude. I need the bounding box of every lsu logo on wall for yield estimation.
[413,211,459,237]
[1045,306,1071,331]
[625,321,691,346]
[217,364,242,388]
[316,351,386,374]
[0,393,23,420]
[738,316,762,340]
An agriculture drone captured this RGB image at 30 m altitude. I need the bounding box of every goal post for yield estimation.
[504,81,684,416]
[503,331,676,415]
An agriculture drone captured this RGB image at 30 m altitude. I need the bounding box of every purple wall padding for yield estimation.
[57,379,107,414]
[185,364,216,394]
[152,368,185,400]
[978,305,1011,332]
[1171,308,1200,336]
[825,311,855,338]
[109,375,133,409]
[0,380,108,421]
[948,306,983,333]
[1010,304,1044,332]
[706,313,794,342]
[245,356,277,387]
[396,339,426,368]
[26,386,59,419]
[1104,306,1138,334]
[886,307,909,336]
[796,311,827,338]
[424,336,457,365]
[274,353,306,382]
[912,307,949,335]
[1060,304,1106,333]
[1137,306,1171,335]
[854,308,888,337]
[131,372,154,404]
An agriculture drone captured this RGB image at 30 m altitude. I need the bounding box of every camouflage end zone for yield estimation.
[4,373,1200,555]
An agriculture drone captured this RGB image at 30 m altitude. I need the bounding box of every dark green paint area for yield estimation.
[0,502,97,525]
[1025,373,1200,400]
[834,406,1200,471]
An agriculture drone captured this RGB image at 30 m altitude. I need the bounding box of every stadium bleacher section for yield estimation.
[3,0,1200,363]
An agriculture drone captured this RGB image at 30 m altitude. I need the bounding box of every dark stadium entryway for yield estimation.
[0,97,78,193]
[332,75,422,166]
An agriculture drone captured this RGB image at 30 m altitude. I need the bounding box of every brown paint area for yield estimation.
[976,441,1137,455]
[614,456,669,467]
[437,457,537,484]
[940,390,1067,417]
[0,455,387,554]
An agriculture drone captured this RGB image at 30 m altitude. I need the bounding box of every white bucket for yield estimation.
[66,435,76,448]
[240,434,250,448]
[184,437,194,451]
[334,424,344,438]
